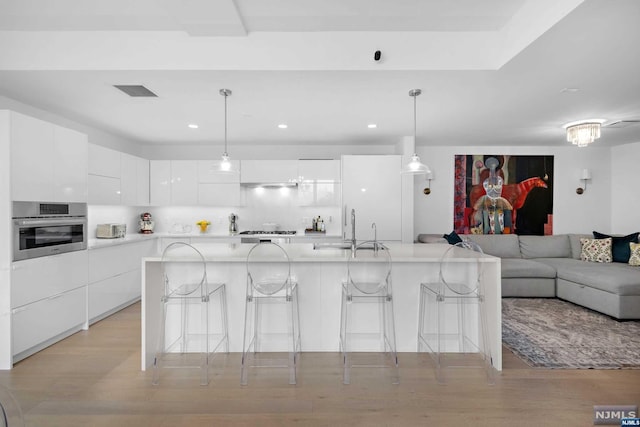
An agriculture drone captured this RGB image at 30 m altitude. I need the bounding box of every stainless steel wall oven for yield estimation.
[12,201,87,261]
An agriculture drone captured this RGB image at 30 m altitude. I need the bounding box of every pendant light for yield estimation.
[401,89,431,175]
[219,88,234,172]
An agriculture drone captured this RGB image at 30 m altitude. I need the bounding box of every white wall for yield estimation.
[611,141,640,234]
[414,145,612,236]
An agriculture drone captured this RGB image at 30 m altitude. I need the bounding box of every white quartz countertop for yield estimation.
[88,232,343,250]
[144,242,499,263]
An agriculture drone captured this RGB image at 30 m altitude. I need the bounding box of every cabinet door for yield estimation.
[53,125,88,202]
[120,153,138,206]
[11,250,88,308]
[171,160,198,205]
[136,157,150,206]
[10,112,54,201]
[89,270,140,323]
[198,160,240,183]
[342,155,402,241]
[150,160,171,206]
[88,174,121,205]
[12,286,86,357]
[240,160,298,183]
[88,144,121,178]
[198,183,241,206]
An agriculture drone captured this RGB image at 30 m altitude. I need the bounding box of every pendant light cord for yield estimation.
[224,91,228,155]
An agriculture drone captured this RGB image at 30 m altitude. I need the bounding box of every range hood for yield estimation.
[239,160,300,188]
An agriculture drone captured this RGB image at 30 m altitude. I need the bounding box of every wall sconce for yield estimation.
[423,171,434,195]
[576,169,591,195]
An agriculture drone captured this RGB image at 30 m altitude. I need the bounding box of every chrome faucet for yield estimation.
[350,208,356,257]
[371,222,378,254]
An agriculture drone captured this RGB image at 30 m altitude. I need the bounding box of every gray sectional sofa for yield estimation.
[417,233,640,320]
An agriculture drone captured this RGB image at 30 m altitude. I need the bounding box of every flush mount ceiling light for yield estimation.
[188,123,199,129]
[278,123,288,129]
[367,123,377,129]
[219,88,235,172]
[401,89,431,175]
[564,120,603,147]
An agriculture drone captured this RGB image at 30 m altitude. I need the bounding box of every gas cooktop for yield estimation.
[239,230,297,235]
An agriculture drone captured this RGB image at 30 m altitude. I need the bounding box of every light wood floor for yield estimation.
[1,303,639,427]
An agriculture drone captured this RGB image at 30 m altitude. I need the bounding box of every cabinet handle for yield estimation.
[47,293,65,301]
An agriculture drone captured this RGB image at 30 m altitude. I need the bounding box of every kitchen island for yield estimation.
[141,242,502,371]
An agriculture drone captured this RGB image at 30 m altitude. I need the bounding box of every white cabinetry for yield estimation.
[9,111,88,202]
[298,159,341,206]
[240,160,298,184]
[121,153,149,206]
[11,250,88,362]
[150,160,242,206]
[342,155,402,242]
[88,239,156,323]
[171,160,199,205]
[88,144,121,205]
[150,160,171,206]
[89,145,149,206]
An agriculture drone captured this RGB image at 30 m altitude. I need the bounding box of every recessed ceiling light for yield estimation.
[278,124,288,129]
[188,123,199,129]
[368,124,377,129]
[560,87,580,93]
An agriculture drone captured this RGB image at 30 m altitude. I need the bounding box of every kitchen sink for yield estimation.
[312,241,379,251]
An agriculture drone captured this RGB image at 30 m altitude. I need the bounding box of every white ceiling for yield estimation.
[0,0,638,148]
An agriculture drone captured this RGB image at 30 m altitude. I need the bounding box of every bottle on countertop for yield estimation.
[320,219,325,232]
[312,217,317,232]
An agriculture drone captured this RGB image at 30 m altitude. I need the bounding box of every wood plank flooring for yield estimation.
[1,302,639,426]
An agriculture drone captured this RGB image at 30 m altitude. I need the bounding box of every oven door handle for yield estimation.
[15,218,86,226]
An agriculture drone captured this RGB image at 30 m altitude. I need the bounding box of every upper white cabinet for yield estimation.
[88,144,149,206]
[240,160,298,184]
[342,155,402,242]
[53,126,88,202]
[150,160,242,206]
[171,160,198,205]
[88,144,121,178]
[150,160,171,206]
[120,153,149,206]
[298,160,341,206]
[9,111,88,202]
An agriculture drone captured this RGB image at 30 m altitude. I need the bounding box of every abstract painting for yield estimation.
[453,155,554,235]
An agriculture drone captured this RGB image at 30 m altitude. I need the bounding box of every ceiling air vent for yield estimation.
[113,85,158,97]
[604,120,640,128]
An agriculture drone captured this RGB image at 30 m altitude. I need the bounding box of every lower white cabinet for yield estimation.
[12,286,87,360]
[10,251,89,362]
[88,240,157,323]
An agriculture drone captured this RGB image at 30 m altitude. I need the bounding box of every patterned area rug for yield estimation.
[502,298,640,369]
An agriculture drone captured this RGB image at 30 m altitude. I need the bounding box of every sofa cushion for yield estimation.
[569,234,591,259]
[593,231,640,263]
[630,242,640,267]
[501,258,557,279]
[580,237,612,263]
[537,258,640,296]
[417,234,446,244]
[519,235,571,259]
[463,234,521,258]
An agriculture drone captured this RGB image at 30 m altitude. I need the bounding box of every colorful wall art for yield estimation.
[453,155,554,235]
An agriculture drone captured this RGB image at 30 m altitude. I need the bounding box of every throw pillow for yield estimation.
[443,231,463,245]
[593,231,640,263]
[630,242,640,267]
[580,237,613,263]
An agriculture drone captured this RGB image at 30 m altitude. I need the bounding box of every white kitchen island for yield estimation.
[141,242,502,371]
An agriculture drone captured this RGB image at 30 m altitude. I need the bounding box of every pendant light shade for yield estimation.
[401,89,431,175]
[219,88,235,172]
